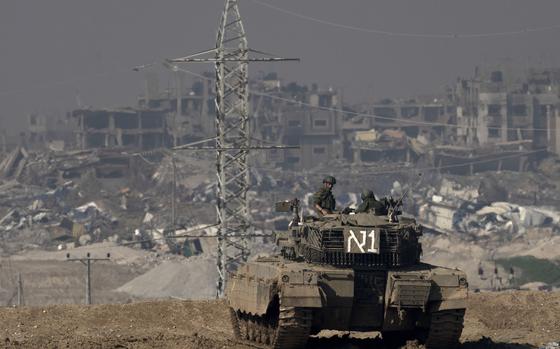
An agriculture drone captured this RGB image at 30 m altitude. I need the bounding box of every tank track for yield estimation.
[230,306,312,349]
[424,309,465,349]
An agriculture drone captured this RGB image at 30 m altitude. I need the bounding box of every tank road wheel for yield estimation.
[424,309,465,349]
[272,306,312,349]
[229,306,312,349]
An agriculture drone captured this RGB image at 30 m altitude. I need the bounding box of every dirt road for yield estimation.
[1,291,559,349]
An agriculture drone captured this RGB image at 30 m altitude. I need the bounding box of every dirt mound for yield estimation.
[1,291,559,348]
[462,291,560,346]
[0,300,240,349]
[117,257,218,300]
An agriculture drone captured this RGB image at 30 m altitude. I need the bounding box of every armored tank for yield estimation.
[226,199,468,349]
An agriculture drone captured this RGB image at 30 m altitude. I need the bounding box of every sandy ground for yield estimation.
[0,291,558,349]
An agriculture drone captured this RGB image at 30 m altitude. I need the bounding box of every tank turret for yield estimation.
[276,198,423,268]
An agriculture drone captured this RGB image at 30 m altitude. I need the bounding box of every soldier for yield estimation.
[313,176,336,215]
[356,189,388,215]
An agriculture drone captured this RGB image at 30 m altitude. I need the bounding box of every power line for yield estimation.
[254,148,544,176]
[66,252,111,305]
[0,68,135,98]
[73,223,274,252]
[248,0,560,39]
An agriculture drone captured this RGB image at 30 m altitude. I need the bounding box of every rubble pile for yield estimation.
[414,171,560,243]
[0,148,216,255]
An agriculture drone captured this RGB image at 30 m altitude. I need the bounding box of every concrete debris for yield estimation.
[0,147,28,179]
[413,173,560,242]
[0,149,176,254]
[520,282,552,292]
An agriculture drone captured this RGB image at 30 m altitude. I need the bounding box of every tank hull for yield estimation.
[227,258,467,339]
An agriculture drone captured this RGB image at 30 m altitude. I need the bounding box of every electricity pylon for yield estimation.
[168,0,298,297]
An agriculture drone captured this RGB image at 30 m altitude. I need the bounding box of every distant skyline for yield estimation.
[1,0,560,132]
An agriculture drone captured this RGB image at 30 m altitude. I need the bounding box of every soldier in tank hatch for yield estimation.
[313,176,336,216]
[355,189,388,215]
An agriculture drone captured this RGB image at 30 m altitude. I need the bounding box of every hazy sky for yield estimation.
[1,0,560,131]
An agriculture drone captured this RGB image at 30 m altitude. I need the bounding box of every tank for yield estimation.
[226,198,468,349]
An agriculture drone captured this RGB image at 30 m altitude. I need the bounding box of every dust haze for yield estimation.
[1,1,560,349]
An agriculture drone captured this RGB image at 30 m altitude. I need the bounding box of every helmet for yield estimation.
[361,189,374,200]
[323,176,336,185]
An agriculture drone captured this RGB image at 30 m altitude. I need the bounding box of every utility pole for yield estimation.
[171,151,177,234]
[175,71,183,147]
[17,273,23,307]
[168,0,298,297]
[66,252,110,305]
[1,130,6,154]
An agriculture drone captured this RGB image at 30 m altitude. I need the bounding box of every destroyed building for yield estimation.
[71,108,167,150]
[455,67,560,153]
[136,73,215,146]
[25,113,74,150]
[252,81,344,169]
[16,66,560,172]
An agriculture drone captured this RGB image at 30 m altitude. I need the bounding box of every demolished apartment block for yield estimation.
[360,98,457,142]
[253,85,343,169]
[433,141,534,175]
[26,113,74,150]
[455,67,560,155]
[136,75,215,145]
[351,128,412,163]
[72,108,166,150]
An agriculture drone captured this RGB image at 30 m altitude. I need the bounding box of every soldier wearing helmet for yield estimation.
[313,176,336,216]
[356,189,388,215]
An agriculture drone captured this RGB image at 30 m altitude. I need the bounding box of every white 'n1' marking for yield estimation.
[347,230,376,253]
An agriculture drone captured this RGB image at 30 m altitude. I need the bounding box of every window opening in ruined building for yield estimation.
[114,113,139,129]
[286,156,299,164]
[423,107,440,122]
[488,104,502,117]
[313,119,328,127]
[288,120,301,127]
[122,135,138,146]
[313,147,326,155]
[512,105,528,116]
[140,113,164,129]
[401,107,419,118]
[373,107,397,120]
[488,128,501,138]
[85,113,110,129]
[490,71,503,83]
[86,133,105,148]
[319,95,332,108]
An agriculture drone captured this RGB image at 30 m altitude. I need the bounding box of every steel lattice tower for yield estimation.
[214,0,251,296]
[169,0,297,297]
